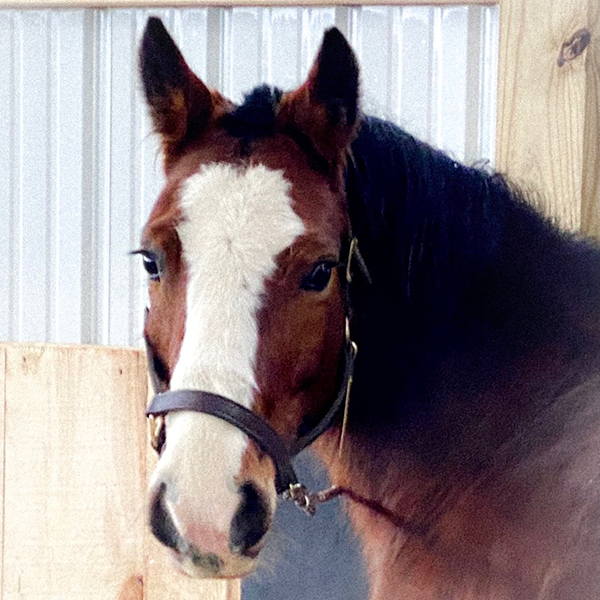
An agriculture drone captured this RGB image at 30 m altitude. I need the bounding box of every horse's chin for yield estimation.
[168,547,259,579]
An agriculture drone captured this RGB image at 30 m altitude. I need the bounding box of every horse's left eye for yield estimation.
[301,261,334,292]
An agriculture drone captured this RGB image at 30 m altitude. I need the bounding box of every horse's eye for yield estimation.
[301,261,334,292]
[142,254,160,281]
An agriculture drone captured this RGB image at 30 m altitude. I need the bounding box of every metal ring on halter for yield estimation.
[148,414,164,454]
[283,483,317,516]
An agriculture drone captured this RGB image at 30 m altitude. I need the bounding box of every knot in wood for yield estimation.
[557,28,591,67]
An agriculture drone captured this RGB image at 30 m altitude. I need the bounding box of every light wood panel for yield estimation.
[0,0,496,9]
[581,0,600,238]
[1,344,147,599]
[496,0,599,234]
[0,348,5,598]
[0,343,239,600]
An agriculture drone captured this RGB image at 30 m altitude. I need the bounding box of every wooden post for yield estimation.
[581,1,600,238]
[0,348,5,598]
[0,343,239,600]
[496,0,600,235]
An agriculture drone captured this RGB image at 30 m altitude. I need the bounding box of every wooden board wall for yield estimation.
[0,343,239,600]
[496,0,600,236]
[0,348,5,598]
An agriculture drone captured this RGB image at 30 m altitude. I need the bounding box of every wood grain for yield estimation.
[0,347,5,599]
[496,0,598,233]
[0,343,239,600]
[1,343,147,599]
[580,0,600,238]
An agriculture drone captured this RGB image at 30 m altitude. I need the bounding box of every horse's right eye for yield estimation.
[301,261,335,292]
[142,254,160,281]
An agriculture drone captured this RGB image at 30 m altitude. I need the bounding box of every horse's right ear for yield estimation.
[140,17,213,164]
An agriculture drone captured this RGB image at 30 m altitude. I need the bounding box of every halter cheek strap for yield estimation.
[145,237,367,515]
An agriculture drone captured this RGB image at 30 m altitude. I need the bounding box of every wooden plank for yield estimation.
[0,347,5,599]
[496,0,598,233]
[580,0,600,238]
[2,343,147,600]
[0,342,236,599]
[143,356,241,600]
[0,0,497,9]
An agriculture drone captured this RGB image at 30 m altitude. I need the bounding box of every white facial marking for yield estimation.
[152,162,305,543]
[172,162,305,396]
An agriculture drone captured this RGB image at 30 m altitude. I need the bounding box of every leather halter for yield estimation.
[145,237,368,514]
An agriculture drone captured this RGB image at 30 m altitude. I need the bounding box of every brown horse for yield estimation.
[137,17,600,600]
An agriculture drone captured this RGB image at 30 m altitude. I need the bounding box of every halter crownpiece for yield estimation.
[145,237,368,515]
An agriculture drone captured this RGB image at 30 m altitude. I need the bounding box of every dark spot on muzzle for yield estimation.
[191,549,224,573]
[230,482,269,557]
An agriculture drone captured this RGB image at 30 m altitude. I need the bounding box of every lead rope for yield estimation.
[284,484,428,537]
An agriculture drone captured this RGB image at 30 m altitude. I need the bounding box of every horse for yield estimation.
[137,17,600,600]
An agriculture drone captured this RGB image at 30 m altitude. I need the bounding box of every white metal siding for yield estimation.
[0,6,498,347]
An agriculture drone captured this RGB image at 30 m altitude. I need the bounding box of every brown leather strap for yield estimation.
[289,339,356,455]
[146,339,357,495]
[146,390,299,494]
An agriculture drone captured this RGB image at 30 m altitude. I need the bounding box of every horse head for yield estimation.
[139,17,360,578]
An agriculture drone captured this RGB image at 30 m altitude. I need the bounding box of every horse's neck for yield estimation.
[338,120,600,597]
[347,140,600,451]
[313,300,600,599]
[314,365,600,600]
[349,118,600,365]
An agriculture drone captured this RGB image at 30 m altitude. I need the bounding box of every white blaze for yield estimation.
[152,162,304,533]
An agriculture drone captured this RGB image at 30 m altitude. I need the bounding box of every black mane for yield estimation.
[345,116,600,463]
[222,85,282,146]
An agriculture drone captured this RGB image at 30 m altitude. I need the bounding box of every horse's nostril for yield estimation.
[230,482,269,557]
[150,482,181,550]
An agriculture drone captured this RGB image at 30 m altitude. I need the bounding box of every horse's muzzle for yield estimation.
[149,477,268,577]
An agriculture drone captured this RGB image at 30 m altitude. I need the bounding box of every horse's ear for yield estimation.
[279,27,360,165]
[140,17,213,163]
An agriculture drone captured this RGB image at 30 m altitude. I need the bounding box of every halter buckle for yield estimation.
[148,414,165,453]
[283,483,317,516]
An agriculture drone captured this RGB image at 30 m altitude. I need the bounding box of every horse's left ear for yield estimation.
[279,27,360,166]
[140,17,214,165]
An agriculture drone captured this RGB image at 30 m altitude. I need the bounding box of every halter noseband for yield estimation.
[145,237,368,515]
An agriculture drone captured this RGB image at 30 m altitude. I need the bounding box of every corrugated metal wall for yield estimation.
[0,6,499,347]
